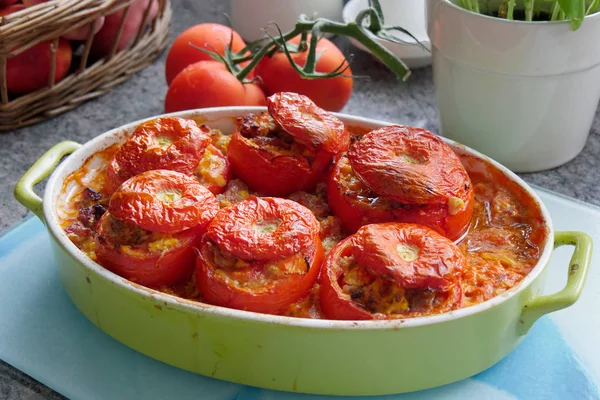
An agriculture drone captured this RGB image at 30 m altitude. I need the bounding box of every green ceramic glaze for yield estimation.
[13,109,594,396]
[519,231,593,335]
[14,140,80,222]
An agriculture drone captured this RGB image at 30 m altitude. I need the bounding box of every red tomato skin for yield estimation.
[348,126,473,206]
[205,196,321,261]
[319,234,463,320]
[319,237,379,320]
[165,23,248,86]
[195,240,324,314]
[350,222,465,290]
[94,213,203,288]
[108,170,219,234]
[114,117,211,182]
[267,92,350,155]
[244,82,268,107]
[327,155,474,241]
[104,157,124,196]
[164,61,266,113]
[227,129,331,197]
[6,39,72,94]
[255,36,352,112]
[108,140,230,198]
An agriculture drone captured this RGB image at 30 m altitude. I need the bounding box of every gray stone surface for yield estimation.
[1,0,599,398]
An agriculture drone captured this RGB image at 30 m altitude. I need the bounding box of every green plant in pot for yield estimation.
[459,0,599,28]
[426,0,600,172]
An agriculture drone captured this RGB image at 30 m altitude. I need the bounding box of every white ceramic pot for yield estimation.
[426,0,600,173]
[230,0,344,42]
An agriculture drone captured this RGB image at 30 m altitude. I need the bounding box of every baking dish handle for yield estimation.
[14,141,81,223]
[518,231,593,335]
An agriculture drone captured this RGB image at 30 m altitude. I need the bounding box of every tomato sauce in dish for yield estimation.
[57,116,548,320]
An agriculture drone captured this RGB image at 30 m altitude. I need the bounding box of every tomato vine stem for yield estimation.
[202,0,423,83]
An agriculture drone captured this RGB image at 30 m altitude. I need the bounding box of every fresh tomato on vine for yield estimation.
[255,35,353,112]
[165,23,250,86]
[161,1,416,112]
[164,61,266,113]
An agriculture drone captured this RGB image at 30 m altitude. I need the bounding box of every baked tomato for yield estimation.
[193,144,231,195]
[227,93,349,196]
[195,197,324,314]
[165,23,249,86]
[328,126,474,241]
[351,223,464,290]
[348,126,472,205]
[109,170,219,233]
[104,157,123,195]
[327,155,472,241]
[267,92,349,154]
[164,61,266,113]
[319,223,464,320]
[94,212,202,288]
[106,117,211,193]
[255,35,352,112]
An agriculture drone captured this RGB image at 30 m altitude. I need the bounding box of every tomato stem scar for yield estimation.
[156,188,183,203]
[155,136,174,148]
[253,218,283,234]
[395,244,420,262]
[397,153,425,165]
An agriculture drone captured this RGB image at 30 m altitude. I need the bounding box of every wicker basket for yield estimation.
[0,0,171,131]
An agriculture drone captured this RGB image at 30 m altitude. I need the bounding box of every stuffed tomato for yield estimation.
[95,170,219,288]
[227,92,349,196]
[328,125,474,241]
[105,117,230,195]
[195,196,324,314]
[320,223,464,320]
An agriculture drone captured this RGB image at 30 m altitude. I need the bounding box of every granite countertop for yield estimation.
[1,0,600,398]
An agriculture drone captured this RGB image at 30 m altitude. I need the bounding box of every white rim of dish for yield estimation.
[43,106,555,331]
